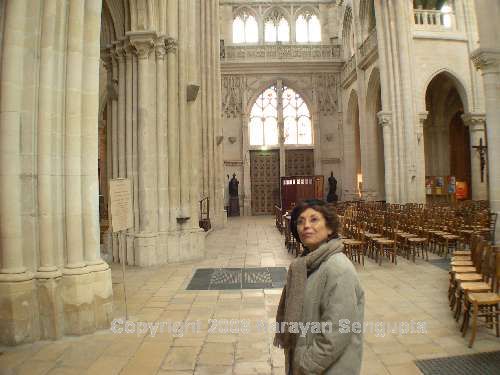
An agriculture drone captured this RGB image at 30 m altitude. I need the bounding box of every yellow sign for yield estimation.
[109,178,133,232]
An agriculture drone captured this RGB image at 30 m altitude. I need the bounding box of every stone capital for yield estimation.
[100,46,113,69]
[112,40,126,61]
[377,111,392,129]
[471,48,500,72]
[165,37,178,54]
[461,113,486,132]
[155,37,167,60]
[127,31,157,60]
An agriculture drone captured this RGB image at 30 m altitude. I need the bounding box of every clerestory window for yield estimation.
[233,12,258,43]
[296,13,321,42]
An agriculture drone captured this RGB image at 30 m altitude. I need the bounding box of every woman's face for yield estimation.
[296,208,333,251]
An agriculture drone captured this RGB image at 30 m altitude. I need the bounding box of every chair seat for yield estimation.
[442,234,460,240]
[451,266,477,273]
[460,282,491,291]
[468,292,500,304]
[455,273,483,281]
[454,251,471,255]
[451,261,473,266]
[375,239,395,245]
[363,233,382,238]
[408,237,427,243]
[343,239,363,246]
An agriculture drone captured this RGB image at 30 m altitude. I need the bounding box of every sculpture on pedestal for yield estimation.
[326,172,338,203]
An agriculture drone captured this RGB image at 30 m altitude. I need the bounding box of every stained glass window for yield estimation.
[249,86,312,146]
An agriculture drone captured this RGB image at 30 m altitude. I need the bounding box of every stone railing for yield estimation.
[221,43,342,62]
[341,54,356,84]
[414,9,456,30]
[359,29,377,61]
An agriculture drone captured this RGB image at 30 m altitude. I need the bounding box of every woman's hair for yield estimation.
[290,199,339,245]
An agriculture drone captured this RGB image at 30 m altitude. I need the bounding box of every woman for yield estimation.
[274,200,364,375]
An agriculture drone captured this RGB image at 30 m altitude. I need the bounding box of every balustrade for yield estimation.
[414,9,456,30]
[221,43,341,62]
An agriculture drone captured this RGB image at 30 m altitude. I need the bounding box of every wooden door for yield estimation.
[250,150,280,215]
[285,149,314,176]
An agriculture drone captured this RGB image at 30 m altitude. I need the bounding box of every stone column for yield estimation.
[125,43,135,264]
[64,0,86,271]
[166,37,179,228]
[377,111,394,203]
[36,0,60,277]
[178,0,190,222]
[156,38,168,234]
[415,112,428,202]
[462,113,488,200]
[471,49,500,243]
[129,32,159,266]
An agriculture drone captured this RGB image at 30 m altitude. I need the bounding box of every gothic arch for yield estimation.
[103,0,130,39]
[343,89,362,198]
[262,6,291,24]
[294,5,319,19]
[245,80,315,120]
[233,5,258,19]
[359,0,376,38]
[420,68,470,114]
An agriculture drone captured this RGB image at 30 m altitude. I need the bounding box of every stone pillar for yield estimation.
[129,31,159,266]
[64,0,86,271]
[125,43,135,264]
[166,36,179,229]
[415,112,428,202]
[178,0,190,222]
[462,113,488,200]
[377,111,394,203]
[37,0,60,277]
[471,48,500,244]
[156,37,168,232]
[0,0,36,346]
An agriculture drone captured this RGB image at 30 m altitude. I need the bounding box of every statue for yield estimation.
[228,173,240,216]
[229,173,239,197]
[326,172,338,203]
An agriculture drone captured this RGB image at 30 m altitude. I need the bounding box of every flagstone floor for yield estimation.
[1,216,499,375]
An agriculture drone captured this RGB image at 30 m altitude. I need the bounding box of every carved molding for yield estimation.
[127,31,157,59]
[471,48,500,71]
[321,157,341,164]
[165,37,178,54]
[222,75,246,118]
[222,44,341,62]
[224,160,244,166]
[462,113,486,132]
[377,111,392,129]
[313,73,339,115]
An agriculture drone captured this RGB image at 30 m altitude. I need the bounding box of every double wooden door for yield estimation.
[250,149,315,215]
[250,150,280,215]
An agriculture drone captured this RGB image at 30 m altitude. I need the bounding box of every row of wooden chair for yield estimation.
[447,236,500,347]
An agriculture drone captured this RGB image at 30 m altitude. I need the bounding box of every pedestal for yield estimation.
[228,196,240,217]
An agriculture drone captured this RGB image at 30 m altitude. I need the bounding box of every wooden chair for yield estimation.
[461,250,500,348]
[343,223,365,266]
[374,219,397,266]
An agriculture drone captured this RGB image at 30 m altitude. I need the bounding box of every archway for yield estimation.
[343,90,362,200]
[365,69,385,200]
[424,72,471,202]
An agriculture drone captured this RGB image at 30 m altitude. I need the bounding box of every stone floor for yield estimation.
[1,216,499,375]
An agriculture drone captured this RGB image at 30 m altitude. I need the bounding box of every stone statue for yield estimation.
[228,173,240,216]
[229,173,239,197]
[326,172,338,203]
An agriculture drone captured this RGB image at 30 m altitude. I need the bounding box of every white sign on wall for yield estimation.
[109,178,133,232]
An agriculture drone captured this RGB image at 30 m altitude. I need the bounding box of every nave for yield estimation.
[1,216,499,375]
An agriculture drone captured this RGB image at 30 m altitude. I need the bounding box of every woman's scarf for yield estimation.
[273,238,344,350]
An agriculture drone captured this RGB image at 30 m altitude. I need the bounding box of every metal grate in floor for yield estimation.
[186,267,287,290]
[428,258,450,271]
[415,350,500,375]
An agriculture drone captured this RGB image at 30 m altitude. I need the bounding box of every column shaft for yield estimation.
[64,0,85,269]
[156,40,169,232]
[0,0,29,275]
[82,0,104,267]
[37,0,58,273]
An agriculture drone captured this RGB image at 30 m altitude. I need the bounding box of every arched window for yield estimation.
[232,11,258,43]
[283,87,312,144]
[264,11,289,42]
[249,86,312,146]
[250,87,278,146]
[296,13,321,42]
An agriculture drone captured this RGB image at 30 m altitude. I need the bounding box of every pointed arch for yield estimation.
[420,68,470,113]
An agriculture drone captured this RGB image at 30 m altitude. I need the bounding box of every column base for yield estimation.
[60,265,113,335]
[0,277,38,345]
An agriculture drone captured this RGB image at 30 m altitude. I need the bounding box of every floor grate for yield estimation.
[186,267,287,290]
[415,350,500,375]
